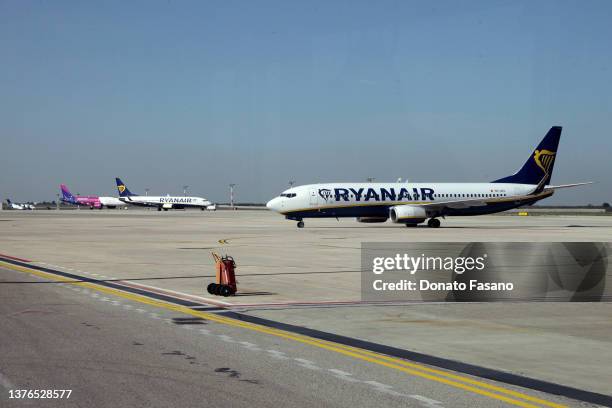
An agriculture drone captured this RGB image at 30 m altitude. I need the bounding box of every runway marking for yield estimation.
[217,334,236,343]
[117,280,233,307]
[267,350,289,360]
[0,260,568,408]
[410,395,445,408]
[293,358,320,370]
[239,341,261,351]
[0,253,32,263]
[328,369,361,383]
[364,380,406,397]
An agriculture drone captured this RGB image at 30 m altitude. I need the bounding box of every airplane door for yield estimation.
[309,189,318,206]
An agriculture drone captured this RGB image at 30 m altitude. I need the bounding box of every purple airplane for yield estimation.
[60,184,123,209]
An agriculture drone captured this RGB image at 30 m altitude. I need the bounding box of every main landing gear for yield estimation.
[427,218,441,228]
[297,221,305,228]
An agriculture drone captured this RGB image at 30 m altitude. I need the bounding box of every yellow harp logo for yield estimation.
[118,185,126,193]
[533,149,556,175]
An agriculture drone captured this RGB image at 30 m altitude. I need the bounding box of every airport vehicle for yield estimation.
[115,178,214,211]
[60,184,124,209]
[5,199,34,210]
[207,252,237,297]
[266,126,592,228]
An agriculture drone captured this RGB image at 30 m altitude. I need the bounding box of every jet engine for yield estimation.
[356,217,388,223]
[389,205,427,224]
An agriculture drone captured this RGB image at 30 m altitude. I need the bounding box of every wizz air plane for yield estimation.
[5,199,34,210]
[60,184,124,209]
[115,178,215,211]
[266,126,592,228]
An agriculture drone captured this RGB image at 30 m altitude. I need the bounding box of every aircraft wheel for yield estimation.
[427,218,441,228]
[207,283,217,295]
[297,221,305,228]
[219,285,232,297]
[157,207,162,211]
[163,208,168,211]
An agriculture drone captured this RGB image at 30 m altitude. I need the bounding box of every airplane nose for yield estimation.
[266,198,279,212]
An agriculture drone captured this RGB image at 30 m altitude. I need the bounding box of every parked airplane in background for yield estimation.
[60,184,124,209]
[115,178,215,211]
[5,199,34,210]
[266,126,592,228]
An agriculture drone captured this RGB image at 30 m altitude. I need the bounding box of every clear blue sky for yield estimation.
[1,1,610,204]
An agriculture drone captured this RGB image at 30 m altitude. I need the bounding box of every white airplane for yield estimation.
[99,196,125,208]
[5,199,35,210]
[115,178,215,211]
[266,126,592,228]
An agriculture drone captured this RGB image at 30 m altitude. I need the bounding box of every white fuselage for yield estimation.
[266,182,543,220]
[98,197,125,208]
[120,195,212,210]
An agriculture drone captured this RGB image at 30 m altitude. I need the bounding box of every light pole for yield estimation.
[145,188,149,196]
[183,185,189,197]
[366,177,375,182]
[288,180,295,188]
[56,193,60,210]
[229,184,236,209]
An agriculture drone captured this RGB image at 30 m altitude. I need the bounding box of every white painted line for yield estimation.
[409,395,444,408]
[328,369,361,383]
[363,380,405,397]
[293,358,320,370]
[199,328,212,335]
[239,341,261,351]
[267,350,289,360]
[217,334,235,343]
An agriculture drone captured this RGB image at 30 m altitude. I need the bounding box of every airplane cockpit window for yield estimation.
[280,193,297,198]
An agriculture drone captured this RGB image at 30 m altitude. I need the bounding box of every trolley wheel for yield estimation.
[207,283,217,295]
[219,285,232,297]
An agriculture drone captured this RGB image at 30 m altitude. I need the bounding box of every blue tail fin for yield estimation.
[60,184,76,203]
[115,178,135,197]
[493,126,561,187]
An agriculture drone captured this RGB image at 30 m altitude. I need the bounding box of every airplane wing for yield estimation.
[411,190,554,211]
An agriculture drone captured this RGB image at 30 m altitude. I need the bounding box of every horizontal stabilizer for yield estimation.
[545,182,594,190]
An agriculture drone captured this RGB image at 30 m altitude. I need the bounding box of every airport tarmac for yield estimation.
[1,210,611,407]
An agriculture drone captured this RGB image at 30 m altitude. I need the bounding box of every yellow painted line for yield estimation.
[1,261,566,408]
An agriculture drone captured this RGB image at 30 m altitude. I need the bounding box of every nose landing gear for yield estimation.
[297,221,305,228]
[427,218,441,228]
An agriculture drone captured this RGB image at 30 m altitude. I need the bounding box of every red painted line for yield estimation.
[115,280,230,308]
[0,253,32,263]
